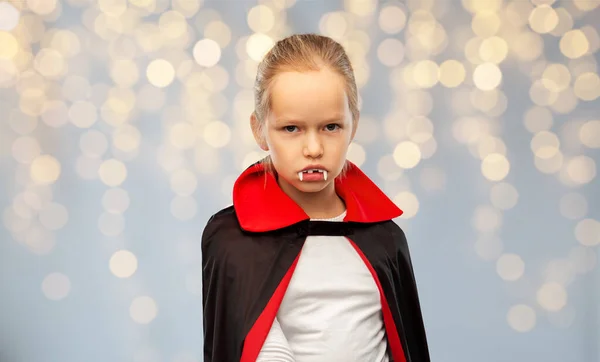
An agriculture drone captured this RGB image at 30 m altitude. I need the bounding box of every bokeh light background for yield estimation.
[0,0,599,361]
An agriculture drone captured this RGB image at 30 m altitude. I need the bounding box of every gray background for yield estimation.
[0,0,599,361]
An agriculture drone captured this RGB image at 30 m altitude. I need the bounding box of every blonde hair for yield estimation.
[252,33,359,179]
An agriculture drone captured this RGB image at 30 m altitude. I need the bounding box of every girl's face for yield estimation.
[253,68,356,195]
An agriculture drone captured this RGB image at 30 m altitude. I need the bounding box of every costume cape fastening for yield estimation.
[202,159,430,362]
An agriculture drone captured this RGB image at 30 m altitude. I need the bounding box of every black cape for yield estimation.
[202,160,430,362]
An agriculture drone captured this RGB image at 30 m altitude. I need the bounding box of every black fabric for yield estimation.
[202,206,430,362]
[298,220,355,236]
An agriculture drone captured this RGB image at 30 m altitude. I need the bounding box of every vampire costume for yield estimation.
[202,159,430,362]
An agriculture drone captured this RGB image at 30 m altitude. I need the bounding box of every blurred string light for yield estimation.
[508,304,536,333]
[130,295,158,324]
[42,272,71,301]
[110,249,138,278]
[429,0,600,333]
[387,0,595,332]
[0,0,596,348]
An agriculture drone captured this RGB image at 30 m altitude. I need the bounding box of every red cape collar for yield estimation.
[233,159,403,232]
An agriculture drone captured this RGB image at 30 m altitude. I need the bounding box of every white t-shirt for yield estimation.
[256,210,389,362]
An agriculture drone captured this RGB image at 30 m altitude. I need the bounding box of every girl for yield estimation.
[202,34,430,362]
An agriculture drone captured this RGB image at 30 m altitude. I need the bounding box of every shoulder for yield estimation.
[201,205,243,254]
[378,219,415,263]
[361,219,406,239]
[367,219,410,251]
[381,219,407,240]
[202,205,237,237]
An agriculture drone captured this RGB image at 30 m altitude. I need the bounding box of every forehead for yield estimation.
[269,69,349,122]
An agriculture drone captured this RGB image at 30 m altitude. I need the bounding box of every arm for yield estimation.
[391,223,430,361]
[256,317,296,362]
[202,213,238,362]
[202,208,296,361]
[202,215,218,362]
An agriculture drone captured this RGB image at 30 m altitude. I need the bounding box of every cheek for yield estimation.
[266,136,282,154]
[265,137,291,165]
[332,138,350,154]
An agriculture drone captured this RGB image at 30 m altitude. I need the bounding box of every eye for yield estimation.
[283,125,298,133]
[325,123,341,131]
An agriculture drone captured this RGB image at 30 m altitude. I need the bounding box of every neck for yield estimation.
[277,176,346,220]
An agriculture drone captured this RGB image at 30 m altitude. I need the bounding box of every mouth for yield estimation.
[298,168,328,182]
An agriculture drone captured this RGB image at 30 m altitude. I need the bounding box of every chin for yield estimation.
[295,182,330,193]
[290,176,336,193]
[276,173,323,192]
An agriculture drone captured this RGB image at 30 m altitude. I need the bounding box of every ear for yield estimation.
[250,112,269,151]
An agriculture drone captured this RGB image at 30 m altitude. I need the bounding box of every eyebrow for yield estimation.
[274,115,345,124]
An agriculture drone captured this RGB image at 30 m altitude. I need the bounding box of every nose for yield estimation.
[303,131,323,158]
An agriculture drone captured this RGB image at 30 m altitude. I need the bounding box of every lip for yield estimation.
[300,164,327,172]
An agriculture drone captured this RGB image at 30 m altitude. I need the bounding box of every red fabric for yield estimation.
[348,238,407,362]
[233,160,403,232]
[240,238,408,362]
[236,159,406,361]
[240,253,301,362]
